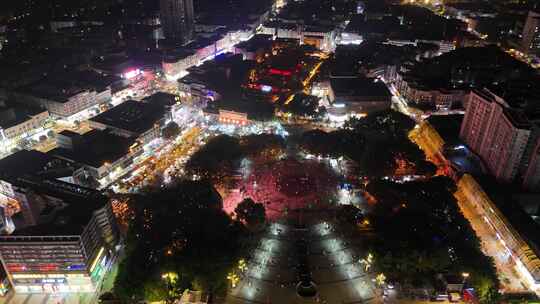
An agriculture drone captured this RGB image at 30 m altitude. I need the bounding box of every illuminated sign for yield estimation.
[89,247,105,273]
[67,264,86,271]
[261,85,272,93]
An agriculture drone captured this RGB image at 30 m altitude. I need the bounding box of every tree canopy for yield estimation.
[366,176,499,303]
[300,110,433,177]
[114,180,249,302]
[234,198,266,230]
[162,121,181,139]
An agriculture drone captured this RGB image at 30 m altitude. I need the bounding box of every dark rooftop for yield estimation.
[0,106,47,130]
[0,150,57,181]
[427,114,463,142]
[235,34,273,52]
[90,100,167,135]
[16,70,119,102]
[50,129,136,168]
[330,77,391,100]
[142,92,177,108]
[6,178,108,236]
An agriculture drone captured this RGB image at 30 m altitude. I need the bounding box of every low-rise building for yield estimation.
[0,105,49,151]
[89,99,173,146]
[455,174,540,290]
[394,72,465,110]
[12,71,118,119]
[50,129,139,188]
[328,77,392,116]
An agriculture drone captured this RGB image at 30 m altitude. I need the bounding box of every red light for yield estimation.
[269,69,292,76]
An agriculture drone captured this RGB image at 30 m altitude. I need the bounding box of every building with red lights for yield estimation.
[460,89,534,184]
[524,138,540,190]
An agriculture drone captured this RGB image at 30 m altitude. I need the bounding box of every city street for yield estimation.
[454,191,529,293]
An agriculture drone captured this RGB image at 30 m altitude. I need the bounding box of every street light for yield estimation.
[161,272,179,304]
[376,273,386,286]
[161,272,178,282]
[238,259,248,272]
[227,272,240,288]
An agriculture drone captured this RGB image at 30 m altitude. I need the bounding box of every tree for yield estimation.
[162,122,181,140]
[336,204,364,225]
[185,135,243,181]
[114,180,249,302]
[235,198,266,229]
[282,93,324,118]
[366,177,499,294]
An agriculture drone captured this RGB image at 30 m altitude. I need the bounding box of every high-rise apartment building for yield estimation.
[521,10,540,56]
[160,0,195,45]
[460,89,531,182]
[524,138,540,189]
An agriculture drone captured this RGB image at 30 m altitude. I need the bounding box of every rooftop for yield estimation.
[17,70,119,102]
[50,129,136,168]
[0,106,47,130]
[142,92,177,108]
[235,34,273,52]
[330,77,391,100]
[90,100,167,135]
[6,178,109,237]
[0,150,58,182]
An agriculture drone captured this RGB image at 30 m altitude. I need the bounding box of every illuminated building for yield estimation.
[460,89,531,183]
[394,72,465,110]
[162,49,197,81]
[160,0,194,45]
[0,151,119,293]
[0,105,49,153]
[328,77,391,115]
[89,99,173,145]
[523,138,540,190]
[455,174,540,290]
[50,129,140,188]
[521,10,540,56]
[11,71,118,119]
[218,110,250,126]
[0,199,118,294]
[258,22,337,52]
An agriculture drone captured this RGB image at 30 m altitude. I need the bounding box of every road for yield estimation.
[454,190,529,293]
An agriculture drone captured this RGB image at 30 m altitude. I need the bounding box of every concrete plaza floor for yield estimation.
[227,219,381,304]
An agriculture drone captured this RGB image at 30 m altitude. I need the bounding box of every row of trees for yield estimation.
[114,180,267,302]
[366,176,500,303]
